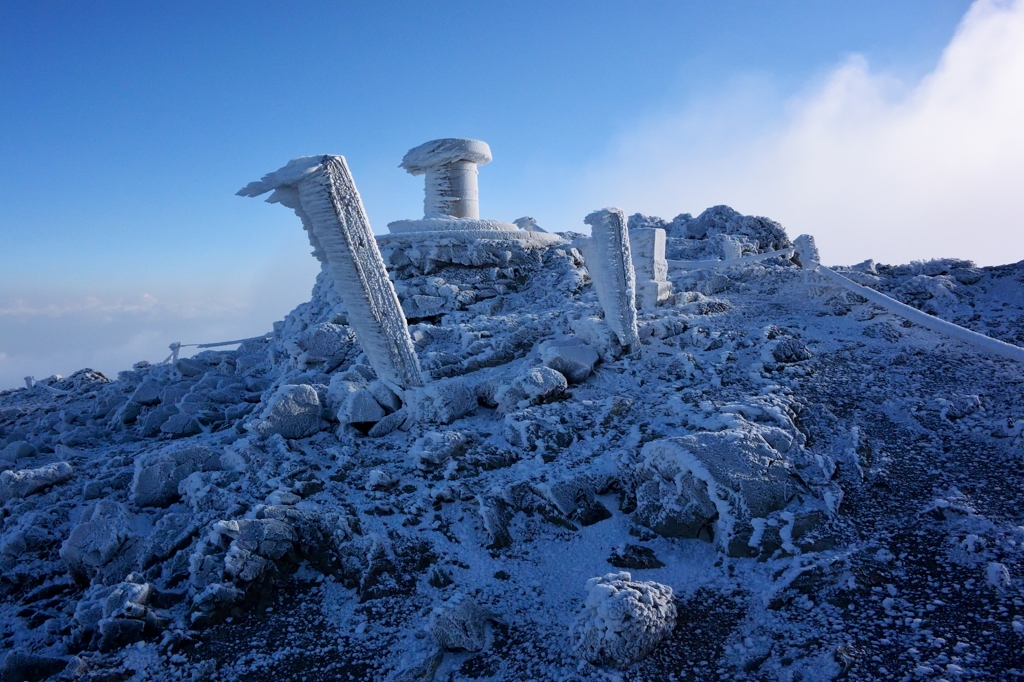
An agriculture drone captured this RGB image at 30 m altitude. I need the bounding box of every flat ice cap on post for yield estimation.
[400,138,492,219]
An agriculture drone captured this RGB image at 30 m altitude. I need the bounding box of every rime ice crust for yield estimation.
[240,155,424,393]
[400,138,492,220]
[572,572,677,668]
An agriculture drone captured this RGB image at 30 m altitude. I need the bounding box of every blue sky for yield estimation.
[3,0,1022,388]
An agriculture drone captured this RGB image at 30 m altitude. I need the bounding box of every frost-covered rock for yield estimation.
[495,366,568,413]
[664,205,790,260]
[338,388,386,425]
[412,431,468,470]
[571,572,676,668]
[61,499,134,576]
[408,378,477,424]
[636,432,801,555]
[249,383,324,440]
[540,339,599,384]
[131,444,222,508]
[72,578,166,651]
[0,461,73,504]
[429,595,494,652]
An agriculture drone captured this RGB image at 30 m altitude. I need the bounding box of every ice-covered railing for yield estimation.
[162,333,275,364]
[667,248,795,271]
[795,235,1024,365]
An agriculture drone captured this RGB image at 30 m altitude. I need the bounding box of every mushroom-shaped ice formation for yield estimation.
[383,138,561,247]
[400,138,492,220]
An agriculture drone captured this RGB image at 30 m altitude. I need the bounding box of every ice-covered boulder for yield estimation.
[249,383,324,440]
[129,379,165,406]
[429,594,494,652]
[0,461,73,504]
[60,500,134,576]
[636,432,801,556]
[338,388,386,425]
[412,431,468,470]
[408,378,477,424]
[571,572,676,668]
[664,205,790,260]
[72,578,166,651]
[540,339,599,384]
[131,445,222,508]
[495,366,568,414]
[0,440,37,462]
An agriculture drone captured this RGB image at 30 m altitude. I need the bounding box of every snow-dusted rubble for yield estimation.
[3,177,1024,680]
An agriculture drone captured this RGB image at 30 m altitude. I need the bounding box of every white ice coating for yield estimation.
[400,138,492,219]
[239,155,424,392]
[629,227,672,310]
[580,208,640,349]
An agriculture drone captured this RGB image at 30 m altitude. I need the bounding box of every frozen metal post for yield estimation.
[629,227,673,310]
[581,208,641,349]
[239,155,424,393]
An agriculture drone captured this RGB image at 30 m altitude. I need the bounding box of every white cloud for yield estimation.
[579,0,1024,267]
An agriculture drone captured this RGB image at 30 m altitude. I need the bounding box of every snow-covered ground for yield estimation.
[2,205,1023,681]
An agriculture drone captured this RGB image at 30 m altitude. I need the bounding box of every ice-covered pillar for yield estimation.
[580,208,641,349]
[629,227,673,310]
[400,138,493,219]
[239,155,424,393]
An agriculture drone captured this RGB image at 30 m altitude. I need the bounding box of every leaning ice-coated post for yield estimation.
[400,138,492,219]
[797,233,1024,366]
[239,155,424,392]
[582,208,640,349]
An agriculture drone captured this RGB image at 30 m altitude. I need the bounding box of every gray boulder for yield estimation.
[429,595,493,652]
[249,384,324,439]
[131,445,222,507]
[60,500,134,575]
[0,440,37,462]
[540,339,599,384]
[637,432,800,555]
[0,461,73,504]
[496,366,568,413]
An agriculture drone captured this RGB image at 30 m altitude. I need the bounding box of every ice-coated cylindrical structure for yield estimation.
[400,138,492,219]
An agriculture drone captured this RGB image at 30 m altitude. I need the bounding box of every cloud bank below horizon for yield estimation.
[579,0,1024,268]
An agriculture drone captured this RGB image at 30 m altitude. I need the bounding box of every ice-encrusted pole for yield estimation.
[580,208,641,349]
[629,227,672,309]
[796,234,1024,365]
[400,138,492,219]
[239,155,424,392]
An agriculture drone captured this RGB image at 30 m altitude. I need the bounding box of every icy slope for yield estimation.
[1,207,1024,681]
